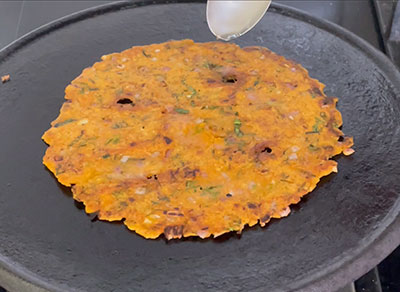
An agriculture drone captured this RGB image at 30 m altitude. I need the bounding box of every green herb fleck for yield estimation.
[308,144,320,151]
[186,180,197,189]
[175,108,189,114]
[182,80,197,98]
[105,137,120,145]
[234,118,244,137]
[254,79,260,86]
[186,181,201,193]
[54,119,76,128]
[201,185,222,198]
[172,93,181,101]
[112,121,128,129]
[201,105,219,110]
[102,154,111,159]
[312,117,324,133]
[142,50,150,58]
[68,132,84,147]
[159,196,170,202]
[203,62,222,70]
[229,218,242,231]
[55,165,65,175]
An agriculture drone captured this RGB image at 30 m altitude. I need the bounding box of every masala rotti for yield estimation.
[42,39,354,240]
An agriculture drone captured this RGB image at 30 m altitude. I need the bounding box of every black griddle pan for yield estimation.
[0,1,400,291]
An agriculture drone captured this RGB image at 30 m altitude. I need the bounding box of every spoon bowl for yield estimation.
[207,0,271,41]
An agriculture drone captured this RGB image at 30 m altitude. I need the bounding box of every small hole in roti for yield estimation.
[261,147,272,153]
[222,75,237,83]
[117,98,134,105]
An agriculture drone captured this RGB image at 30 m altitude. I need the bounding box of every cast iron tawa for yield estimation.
[0,1,399,291]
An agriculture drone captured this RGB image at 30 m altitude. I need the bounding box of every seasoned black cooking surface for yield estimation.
[0,2,399,292]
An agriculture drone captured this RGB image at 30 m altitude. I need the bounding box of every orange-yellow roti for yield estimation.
[42,40,354,239]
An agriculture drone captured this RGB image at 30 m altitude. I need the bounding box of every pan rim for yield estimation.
[0,1,399,291]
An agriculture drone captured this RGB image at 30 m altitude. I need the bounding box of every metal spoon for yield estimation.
[207,0,271,41]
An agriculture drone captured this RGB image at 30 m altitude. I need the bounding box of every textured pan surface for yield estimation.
[0,1,399,292]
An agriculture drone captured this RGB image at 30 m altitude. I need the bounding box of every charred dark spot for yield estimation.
[129,142,136,147]
[312,87,322,96]
[201,227,209,230]
[222,75,238,83]
[301,170,316,179]
[163,136,172,144]
[247,203,257,209]
[169,169,180,181]
[251,142,274,162]
[207,79,216,84]
[167,211,184,217]
[338,136,345,142]
[260,214,271,223]
[183,167,200,178]
[321,96,335,106]
[164,225,184,239]
[54,155,63,162]
[323,145,334,152]
[261,169,268,173]
[117,98,134,105]
[128,197,135,202]
[226,193,232,197]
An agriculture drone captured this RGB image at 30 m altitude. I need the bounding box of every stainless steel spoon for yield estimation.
[207,0,271,41]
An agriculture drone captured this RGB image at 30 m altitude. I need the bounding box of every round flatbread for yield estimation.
[42,40,354,239]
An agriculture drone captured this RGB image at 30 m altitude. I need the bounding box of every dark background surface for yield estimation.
[0,1,398,292]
